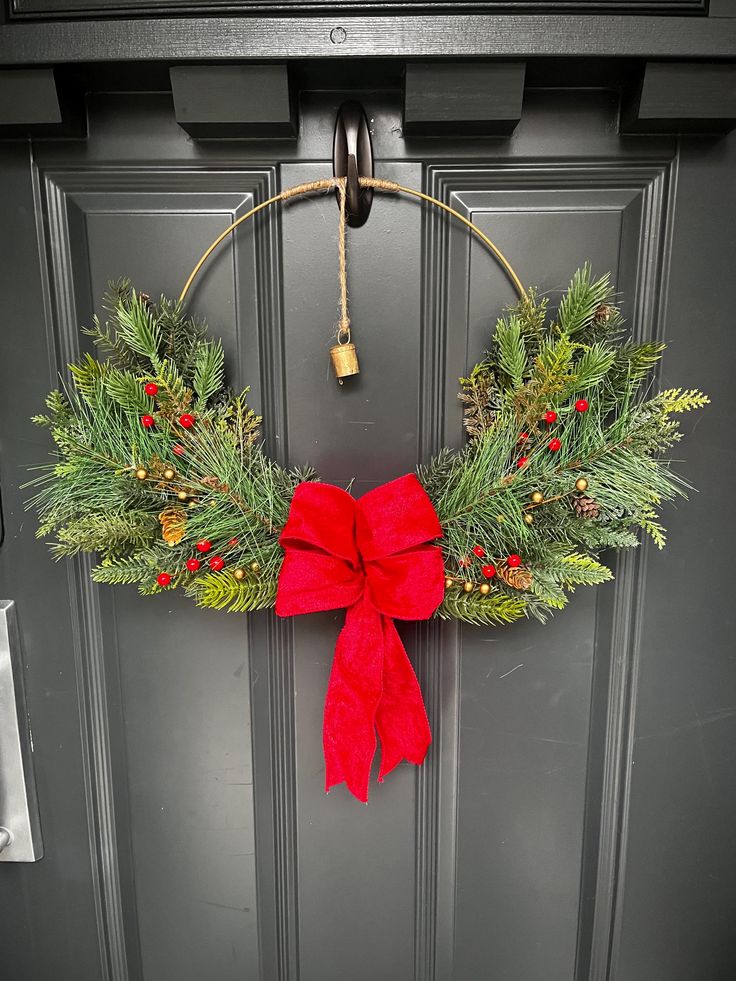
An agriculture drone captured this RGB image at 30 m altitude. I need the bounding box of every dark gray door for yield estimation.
[0,82,734,981]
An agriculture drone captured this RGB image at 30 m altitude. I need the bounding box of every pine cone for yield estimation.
[593,303,612,324]
[573,495,601,519]
[159,506,187,546]
[201,475,230,492]
[497,561,533,591]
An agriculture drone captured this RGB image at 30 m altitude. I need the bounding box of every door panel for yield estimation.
[0,86,733,981]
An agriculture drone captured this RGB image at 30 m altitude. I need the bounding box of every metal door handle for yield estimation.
[0,600,43,862]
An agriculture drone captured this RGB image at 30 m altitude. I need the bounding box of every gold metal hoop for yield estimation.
[178,176,526,306]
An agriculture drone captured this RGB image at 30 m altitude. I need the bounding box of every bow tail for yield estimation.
[375,617,431,782]
[323,596,384,803]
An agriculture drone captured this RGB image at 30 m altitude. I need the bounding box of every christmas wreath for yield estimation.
[29,265,707,620]
[28,257,707,800]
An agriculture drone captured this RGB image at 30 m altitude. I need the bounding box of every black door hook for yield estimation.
[332,101,374,228]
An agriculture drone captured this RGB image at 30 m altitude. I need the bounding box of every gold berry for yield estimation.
[250,561,261,573]
[479,583,491,595]
[233,568,246,581]
[444,577,454,590]
[177,490,188,501]
[135,467,148,480]
[524,513,534,526]
[575,477,589,492]
[463,581,474,593]
[530,490,544,504]
[163,467,175,480]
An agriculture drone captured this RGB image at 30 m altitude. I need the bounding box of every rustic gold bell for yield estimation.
[330,341,359,383]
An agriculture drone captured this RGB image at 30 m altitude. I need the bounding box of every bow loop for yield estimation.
[276,473,445,801]
[275,482,363,616]
[278,481,359,564]
[355,474,443,562]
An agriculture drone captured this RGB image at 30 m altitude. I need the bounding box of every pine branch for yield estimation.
[193,340,225,408]
[558,553,614,587]
[437,589,527,626]
[508,286,548,347]
[572,343,617,390]
[158,298,207,381]
[112,290,162,365]
[82,318,143,371]
[104,367,155,416]
[556,264,615,336]
[495,315,527,389]
[185,572,277,612]
[91,552,164,585]
[529,574,568,610]
[68,353,108,406]
[50,510,159,557]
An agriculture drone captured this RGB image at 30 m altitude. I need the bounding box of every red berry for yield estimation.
[172,444,185,456]
[228,538,239,547]
[575,399,589,413]
[482,564,497,579]
[156,572,172,587]
[459,556,471,568]
[179,413,195,429]
[195,539,212,553]
[186,558,201,572]
[518,432,529,442]
[141,415,155,429]
[544,410,557,423]
[144,382,158,396]
[517,456,529,468]
[472,545,486,558]
[507,554,522,568]
[548,438,562,452]
[209,555,225,571]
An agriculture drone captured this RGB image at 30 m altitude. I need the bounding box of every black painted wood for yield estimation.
[621,62,736,133]
[170,65,296,139]
[709,0,736,15]
[7,0,707,19]
[1,15,736,65]
[0,67,85,137]
[403,62,525,136]
[615,127,736,981]
[0,141,105,981]
[0,80,734,981]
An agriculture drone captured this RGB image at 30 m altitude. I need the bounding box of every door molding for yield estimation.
[416,156,675,980]
[36,163,298,981]
[6,0,708,21]
[2,14,736,65]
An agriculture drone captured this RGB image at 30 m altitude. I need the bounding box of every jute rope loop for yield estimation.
[178,176,526,306]
[336,179,351,342]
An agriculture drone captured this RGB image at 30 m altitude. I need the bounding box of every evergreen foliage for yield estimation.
[28,286,301,610]
[430,263,708,623]
[28,267,707,624]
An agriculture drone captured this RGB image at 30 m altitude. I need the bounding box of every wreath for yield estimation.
[27,180,708,801]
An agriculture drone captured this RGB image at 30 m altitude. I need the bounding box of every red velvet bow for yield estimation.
[275,474,444,802]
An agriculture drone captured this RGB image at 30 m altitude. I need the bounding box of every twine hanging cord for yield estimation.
[336,179,350,343]
[178,176,526,306]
